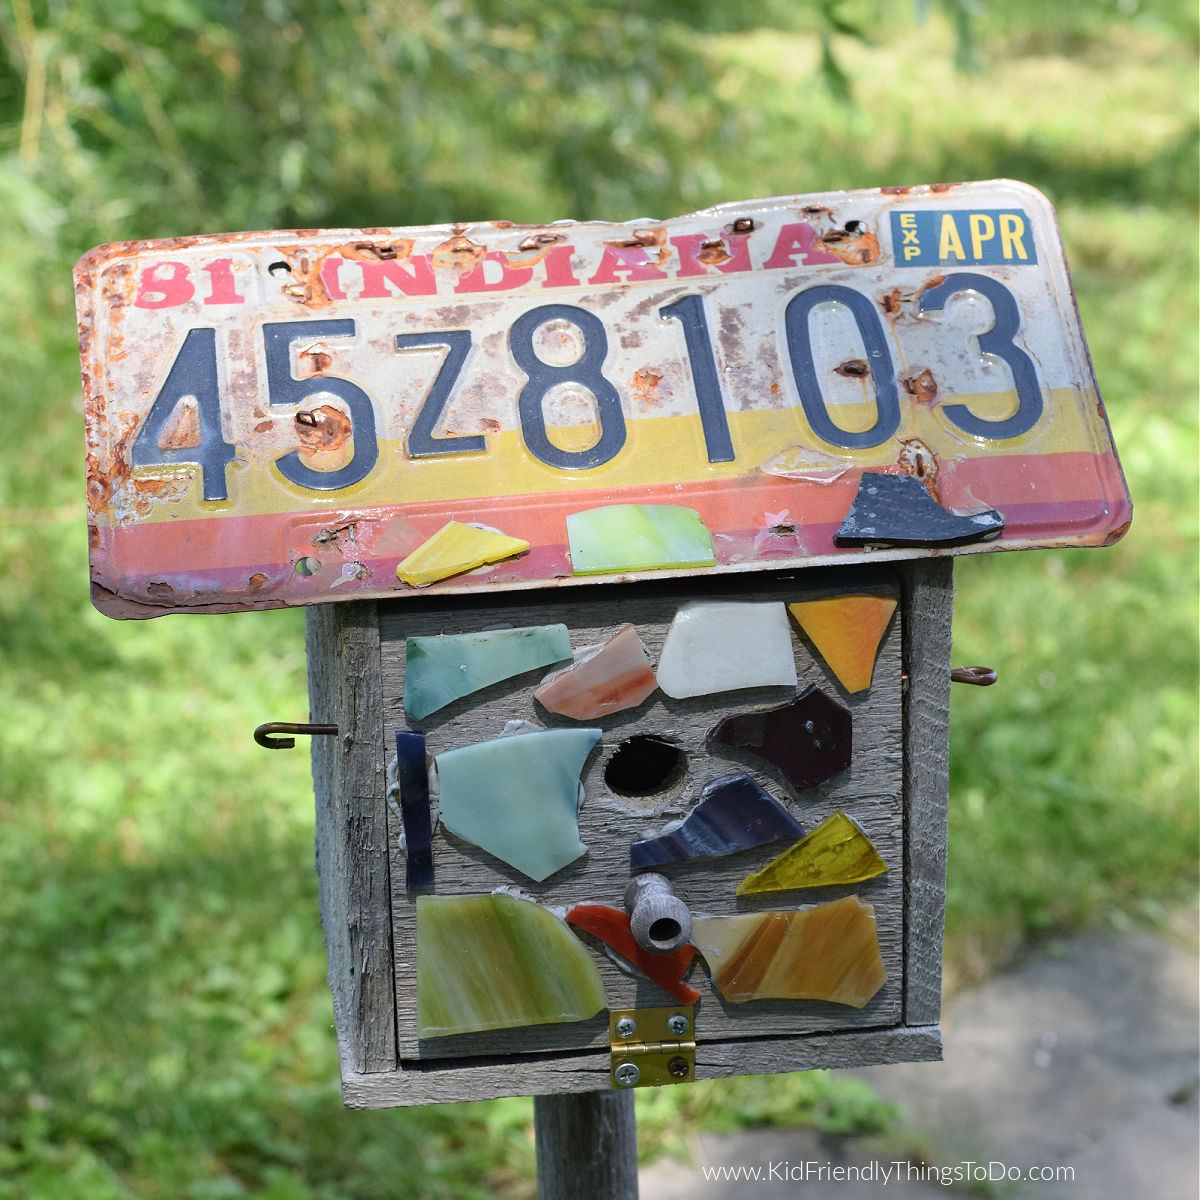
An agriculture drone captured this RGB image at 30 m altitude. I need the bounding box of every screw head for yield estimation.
[615,1017,637,1039]
[666,1013,690,1036]
[667,1056,690,1079]
[614,1062,640,1087]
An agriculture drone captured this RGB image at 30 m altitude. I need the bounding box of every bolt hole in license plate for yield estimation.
[75,180,1130,618]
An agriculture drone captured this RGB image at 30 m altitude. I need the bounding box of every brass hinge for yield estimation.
[609,1006,695,1089]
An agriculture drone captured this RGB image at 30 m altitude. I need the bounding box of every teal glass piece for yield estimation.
[405,624,572,720]
[566,504,716,575]
[435,728,602,881]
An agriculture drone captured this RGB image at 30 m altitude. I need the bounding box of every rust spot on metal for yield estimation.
[696,238,732,267]
[881,288,905,315]
[730,217,756,235]
[1102,518,1132,546]
[880,186,912,196]
[296,405,352,454]
[834,359,870,379]
[157,398,201,450]
[88,525,100,549]
[607,226,670,267]
[818,224,880,265]
[248,572,269,589]
[630,368,664,404]
[479,418,502,433]
[432,235,485,273]
[903,369,939,405]
[300,344,332,373]
[254,420,273,433]
[146,581,174,596]
[340,239,414,262]
[517,232,566,252]
[802,205,834,218]
[897,437,940,502]
[930,182,958,193]
[770,382,780,394]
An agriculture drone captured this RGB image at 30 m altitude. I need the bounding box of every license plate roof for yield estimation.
[76,179,1130,618]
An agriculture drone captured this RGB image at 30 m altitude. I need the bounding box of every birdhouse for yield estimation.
[76,181,1130,1107]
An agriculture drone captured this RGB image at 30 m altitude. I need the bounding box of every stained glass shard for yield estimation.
[787,595,897,694]
[417,894,606,1038]
[404,624,571,720]
[396,520,530,587]
[656,601,798,699]
[834,472,1004,547]
[707,685,851,794]
[435,728,600,881]
[692,895,886,1008]
[566,904,701,1005]
[566,504,715,575]
[534,624,658,719]
[737,810,887,895]
[395,731,434,890]
[629,772,805,871]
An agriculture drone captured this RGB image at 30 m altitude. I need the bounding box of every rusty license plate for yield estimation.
[76,179,1130,617]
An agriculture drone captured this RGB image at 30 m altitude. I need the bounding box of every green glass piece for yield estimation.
[405,624,571,720]
[566,504,716,575]
[737,810,887,895]
[435,728,601,881]
[417,894,606,1038]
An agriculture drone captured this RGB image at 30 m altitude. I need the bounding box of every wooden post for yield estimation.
[534,1090,639,1200]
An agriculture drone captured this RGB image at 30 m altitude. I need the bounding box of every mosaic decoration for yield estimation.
[787,595,897,694]
[395,731,434,890]
[434,728,600,881]
[656,600,798,699]
[395,520,529,587]
[629,772,805,871]
[834,472,1004,547]
[404,624,571,720]
[691,896,886,1008]
[737,810,887,895]
[417,894,606,1037]
[707,685,852,794]
[566,504,715,575]
[534,623,658,719]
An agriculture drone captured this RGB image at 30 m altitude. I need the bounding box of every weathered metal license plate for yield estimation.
[76,179,1130,617]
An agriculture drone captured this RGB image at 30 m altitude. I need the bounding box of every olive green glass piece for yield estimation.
[417,894,606,1038]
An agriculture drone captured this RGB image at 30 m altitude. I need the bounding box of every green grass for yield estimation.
[1,1,1196,1195]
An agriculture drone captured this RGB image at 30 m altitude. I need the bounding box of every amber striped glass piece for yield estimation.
[736,810,887,895]
[691,895,886,1008]
[787,595,897,694]
[417,894,606,1038]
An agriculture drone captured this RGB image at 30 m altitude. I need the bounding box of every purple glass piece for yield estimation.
[396,731,434,890]
[707,685,852,794]
[834,472,1004,547]
[630,772,805,871]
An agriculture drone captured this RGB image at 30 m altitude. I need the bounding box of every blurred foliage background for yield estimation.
[1,0,1196,1196]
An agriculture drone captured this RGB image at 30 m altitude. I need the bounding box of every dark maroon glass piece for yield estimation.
[396,730,434,890]
[706,685,852,794]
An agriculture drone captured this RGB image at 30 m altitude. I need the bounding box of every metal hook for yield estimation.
[254,721,338,750]
[950,666,998,686]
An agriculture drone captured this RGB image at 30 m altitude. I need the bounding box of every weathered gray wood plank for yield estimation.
[899,558,954,1027]
[338,1024,943,1108]
[378,569,906,1061]
[306,601,397,1074]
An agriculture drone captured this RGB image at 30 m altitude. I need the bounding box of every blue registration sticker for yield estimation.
[890,209,1038,267]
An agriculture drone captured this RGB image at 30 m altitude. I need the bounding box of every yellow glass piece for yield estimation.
[787,594,897,693]
[396,520,529,587]
[691,895,886,1008]
[737,810,887,895]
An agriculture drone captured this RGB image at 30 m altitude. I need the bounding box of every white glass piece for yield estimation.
[655,600,798,699]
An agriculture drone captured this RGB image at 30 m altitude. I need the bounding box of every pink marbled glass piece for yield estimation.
[534,624,658,720]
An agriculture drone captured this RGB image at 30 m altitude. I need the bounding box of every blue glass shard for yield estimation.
[396,731,434,890]
[834,472,1004,547]
[630,772,805,871]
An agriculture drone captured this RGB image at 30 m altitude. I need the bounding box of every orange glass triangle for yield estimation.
[787,594,897,693]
